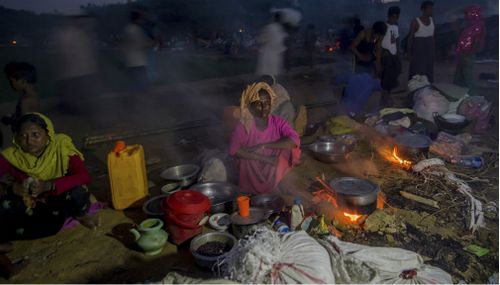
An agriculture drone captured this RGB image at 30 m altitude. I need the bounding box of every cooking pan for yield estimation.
[326,177,380,214]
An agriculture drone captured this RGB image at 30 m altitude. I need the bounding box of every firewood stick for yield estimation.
[399,191,440,209]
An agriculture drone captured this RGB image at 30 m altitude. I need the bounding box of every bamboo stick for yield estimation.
[399,191,440,209]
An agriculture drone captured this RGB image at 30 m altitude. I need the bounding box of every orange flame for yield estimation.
[392,147,412,169]
[343,212,362,222]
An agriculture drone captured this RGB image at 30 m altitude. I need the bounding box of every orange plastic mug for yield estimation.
[237,196,250,217]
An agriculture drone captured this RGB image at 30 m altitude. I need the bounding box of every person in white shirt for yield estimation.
[407,1,435,82]
[122,10,154,94]
[256,12,288,77]
[378,6,402,105]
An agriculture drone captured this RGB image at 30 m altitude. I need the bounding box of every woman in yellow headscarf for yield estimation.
[0,113,96,242]
[229,83,301,194]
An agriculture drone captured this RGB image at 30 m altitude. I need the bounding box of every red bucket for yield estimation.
[161,190,210,245]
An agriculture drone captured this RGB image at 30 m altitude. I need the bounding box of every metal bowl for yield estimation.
[308,141,351,163]
[189,232,237,270]
[160,164,200,187]
[433,113,470,134]
[192,182,239,214]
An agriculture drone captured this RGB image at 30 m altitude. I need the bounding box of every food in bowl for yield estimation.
[195,241,232,257]
[160,183,180,194]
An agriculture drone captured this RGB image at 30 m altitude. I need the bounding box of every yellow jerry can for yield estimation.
[107,143,149,210]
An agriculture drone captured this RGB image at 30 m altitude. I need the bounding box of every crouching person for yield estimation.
[0,113,98,243]
[229,83,301,194]
[336,72,384,120]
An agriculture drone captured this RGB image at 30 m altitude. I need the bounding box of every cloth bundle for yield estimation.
[429,132,472,159]
[457,96,491,133]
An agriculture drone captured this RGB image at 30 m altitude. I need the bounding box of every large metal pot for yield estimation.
[191,182,239,214]
[394,133,431,161]
[329,177,380,214]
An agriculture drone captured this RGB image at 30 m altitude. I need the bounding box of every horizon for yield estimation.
[0,0,128,14]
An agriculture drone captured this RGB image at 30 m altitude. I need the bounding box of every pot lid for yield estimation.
[162,190,210,215]
[230,208,270,225]
[329,177,380,196]
[394,133,431,148]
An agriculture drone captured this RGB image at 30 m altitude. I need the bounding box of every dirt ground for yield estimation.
[1,55,498,283]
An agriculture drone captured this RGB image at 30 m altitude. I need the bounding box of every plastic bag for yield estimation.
[413,87,449,121]
[319,235,453,284]
[198,149,228,182]
[224,229,335,284]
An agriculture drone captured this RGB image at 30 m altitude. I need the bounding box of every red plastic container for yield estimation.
[161,190,211,245]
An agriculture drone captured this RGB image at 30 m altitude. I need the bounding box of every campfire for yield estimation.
[312,189,385,227]
[377,145,413,170]
[391,147,412,169]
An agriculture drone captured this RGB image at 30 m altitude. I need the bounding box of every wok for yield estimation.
[191,182,239,214]
[309,141,351,163]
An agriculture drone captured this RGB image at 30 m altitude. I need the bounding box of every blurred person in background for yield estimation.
[407,1,435,82]
[256,12,288,77]
[52,9,100,115]
[454,4,486,95]
[122,9,154,95]
[304,24,317,69]
[3,62,40,132]
[350,21,387,74]
[379,6,402,106]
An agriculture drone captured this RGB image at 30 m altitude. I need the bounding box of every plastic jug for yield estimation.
[108,141,149,210]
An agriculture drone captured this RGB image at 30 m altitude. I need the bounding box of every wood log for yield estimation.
[399,191,440,209]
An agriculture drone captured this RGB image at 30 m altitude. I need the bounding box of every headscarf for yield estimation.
[1,113,84,180]
[240,82,277,133]
[456,4,485,56]
[260,75,291,112]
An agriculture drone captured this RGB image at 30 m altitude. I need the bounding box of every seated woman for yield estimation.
[229,83,301,194]
[0,113,96,243]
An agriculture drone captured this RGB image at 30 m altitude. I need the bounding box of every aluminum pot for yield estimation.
[394,133,431,161]
[329,177,380,212]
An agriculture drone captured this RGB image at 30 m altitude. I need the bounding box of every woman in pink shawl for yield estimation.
[229,82,300,194]
[454,4,486,95]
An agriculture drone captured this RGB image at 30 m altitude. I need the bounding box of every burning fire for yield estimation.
[391,147,412,169]
[343,212,362,222]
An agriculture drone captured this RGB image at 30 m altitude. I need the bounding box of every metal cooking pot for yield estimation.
[394,133,431,160]
[329,177,380,214]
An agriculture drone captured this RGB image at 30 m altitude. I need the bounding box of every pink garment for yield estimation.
[456,4,485,56]
[229,115,300,194]
[59,201,106,231]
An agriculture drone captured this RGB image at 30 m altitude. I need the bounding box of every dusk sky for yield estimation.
[0,0,127,13]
